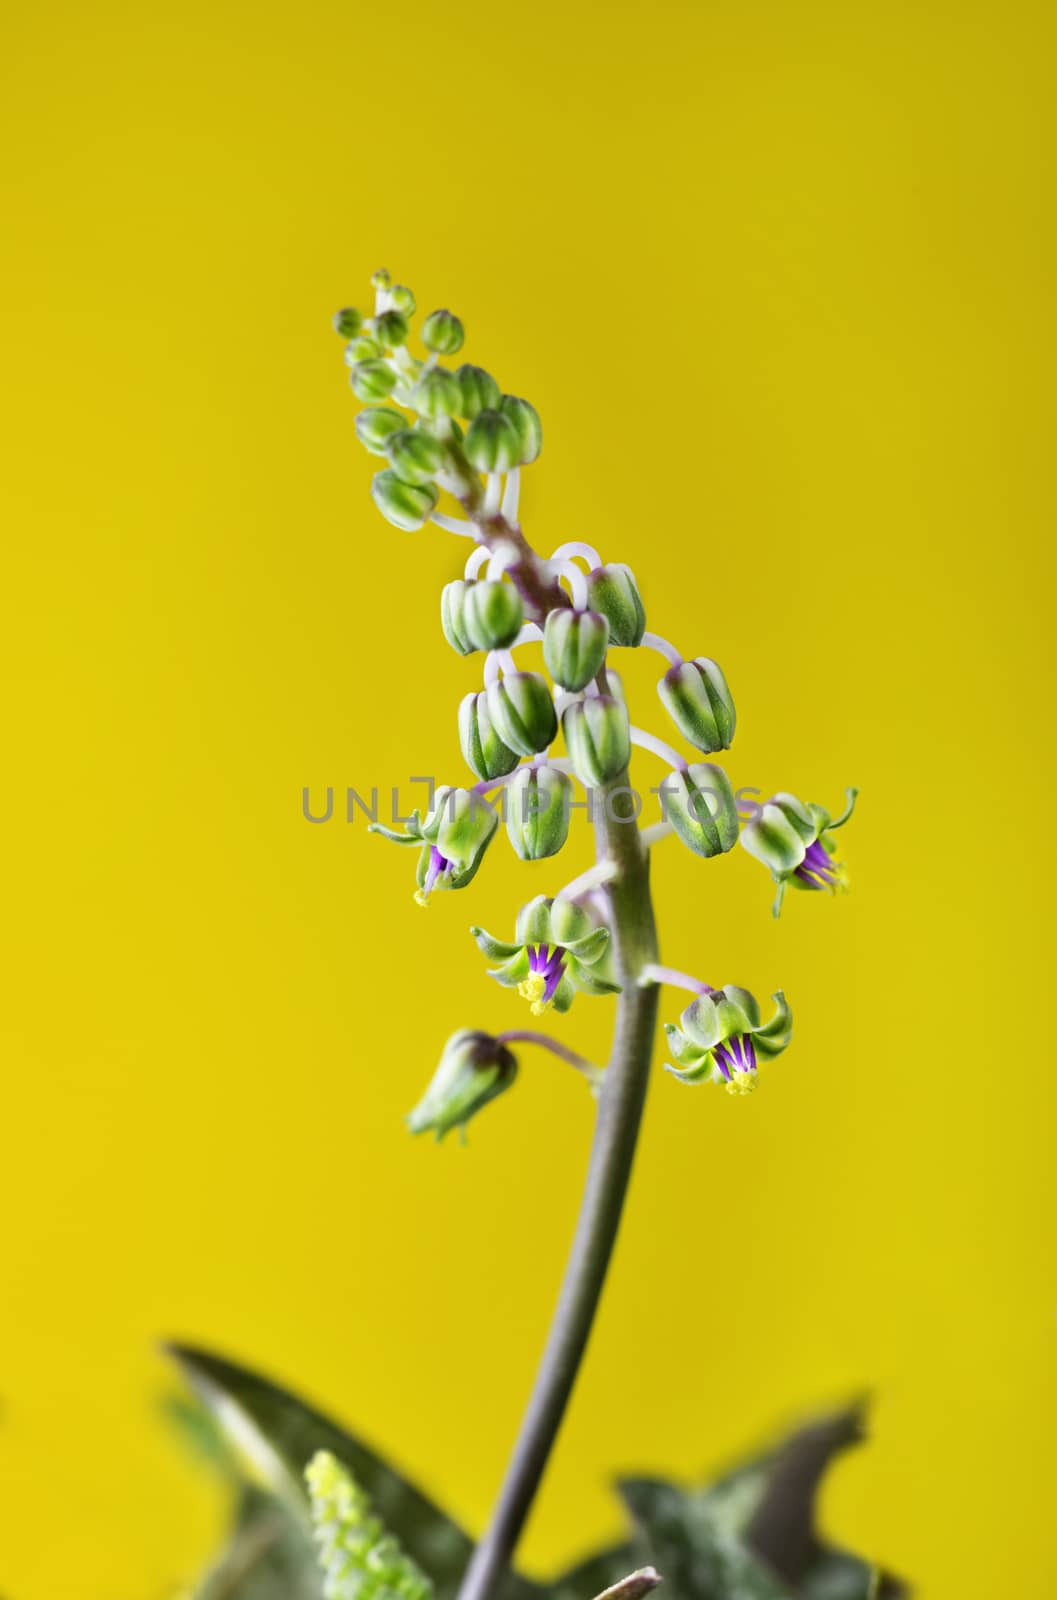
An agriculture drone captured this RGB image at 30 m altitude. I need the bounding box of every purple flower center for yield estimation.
[423,845,454,895]
[528,943,566,1004]
[714,1034,757,1081]
[794,837,838,889]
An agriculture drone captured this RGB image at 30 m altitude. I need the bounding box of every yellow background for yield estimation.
[2,1,1054,1594]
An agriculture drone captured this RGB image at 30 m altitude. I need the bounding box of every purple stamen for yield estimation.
[528,943,567,1003]
[423,845,452,895]
[714,1034,757,1081]
[794,838,838,889]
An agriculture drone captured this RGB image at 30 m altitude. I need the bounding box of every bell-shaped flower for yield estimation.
[370,785,498,904]
[664,985,792,1096]
[470,894,620,1016]
[740,787,858,916]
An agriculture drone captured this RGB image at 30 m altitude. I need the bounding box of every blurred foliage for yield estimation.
[166,1347,905,1600]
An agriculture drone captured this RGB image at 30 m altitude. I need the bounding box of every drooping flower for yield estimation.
[470,894,619,1016]
[740,788,858,917]
[370,786,498,904]
[407,1030,518,1142]
[664,984,792,1095]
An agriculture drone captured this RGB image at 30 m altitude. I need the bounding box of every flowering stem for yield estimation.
[456,774,659,1600]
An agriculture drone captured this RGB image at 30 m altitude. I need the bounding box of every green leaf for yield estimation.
[193,1486,321,1600]
[166,1344,539,1600]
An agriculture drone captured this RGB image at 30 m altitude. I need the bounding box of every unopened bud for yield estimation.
[464,409,522,473]
[458,691,520,781]
[498,395,543,464]
[456,364,501,419]
[370,469,438,531]
[421,309,465,355]
[389,284,416,314]
[562,695,631,787]
[413,366,461,419]
[355,407,406,456]
[371,268,392,291]
[385,427,445,486]
[506,766,573,861]
[349,359,398,403]
[373,309,409,348]
[408,1029,517,1141]
[543,608,609,692]
[462,580,524,651]
[585,563,646,647]
[658,658,736,753]
[333,307,363,339]
[346,334,382,362]
[485,672,558,757]
[658,762,739,857]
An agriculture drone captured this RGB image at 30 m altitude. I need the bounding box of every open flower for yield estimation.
[740,788,858,917]
[370,785,498,904]
[664,985,792,1095]
[470,894,620,1016]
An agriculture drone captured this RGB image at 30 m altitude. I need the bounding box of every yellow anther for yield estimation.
[724,1071,758,1097]
[413,889,430,908]
[518,973,547,1005]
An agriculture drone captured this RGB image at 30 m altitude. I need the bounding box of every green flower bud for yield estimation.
[346,333,382,361]
[585,563,646,647]
[333,306,363,339]
[458,691,520,781]
[421,309,465,355]
[505,766,573,861]
[462,580,524,650]
[658,762,739,857]
[373,308,409,348]
[498,395,543,464]
[355,406,406,456]
[456,363,501,419]
[349,359,398,403]
[385,427,445,486]
[371,268,392,291]
[413,365,461,419]
[407,1029,517,1141]
[464,408,521,473]
[370,469,438,531]
[485,672,558,757]
[440,579,474,655]
[543,608,610,692]
[389,283,416,314]
[658,657,736,753]
[561,694,631,787]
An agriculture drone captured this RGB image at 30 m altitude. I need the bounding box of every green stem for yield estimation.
[456,778,659,1600]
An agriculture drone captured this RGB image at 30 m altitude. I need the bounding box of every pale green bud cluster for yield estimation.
[305,1450,432,1600]
[335,270,546,535]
